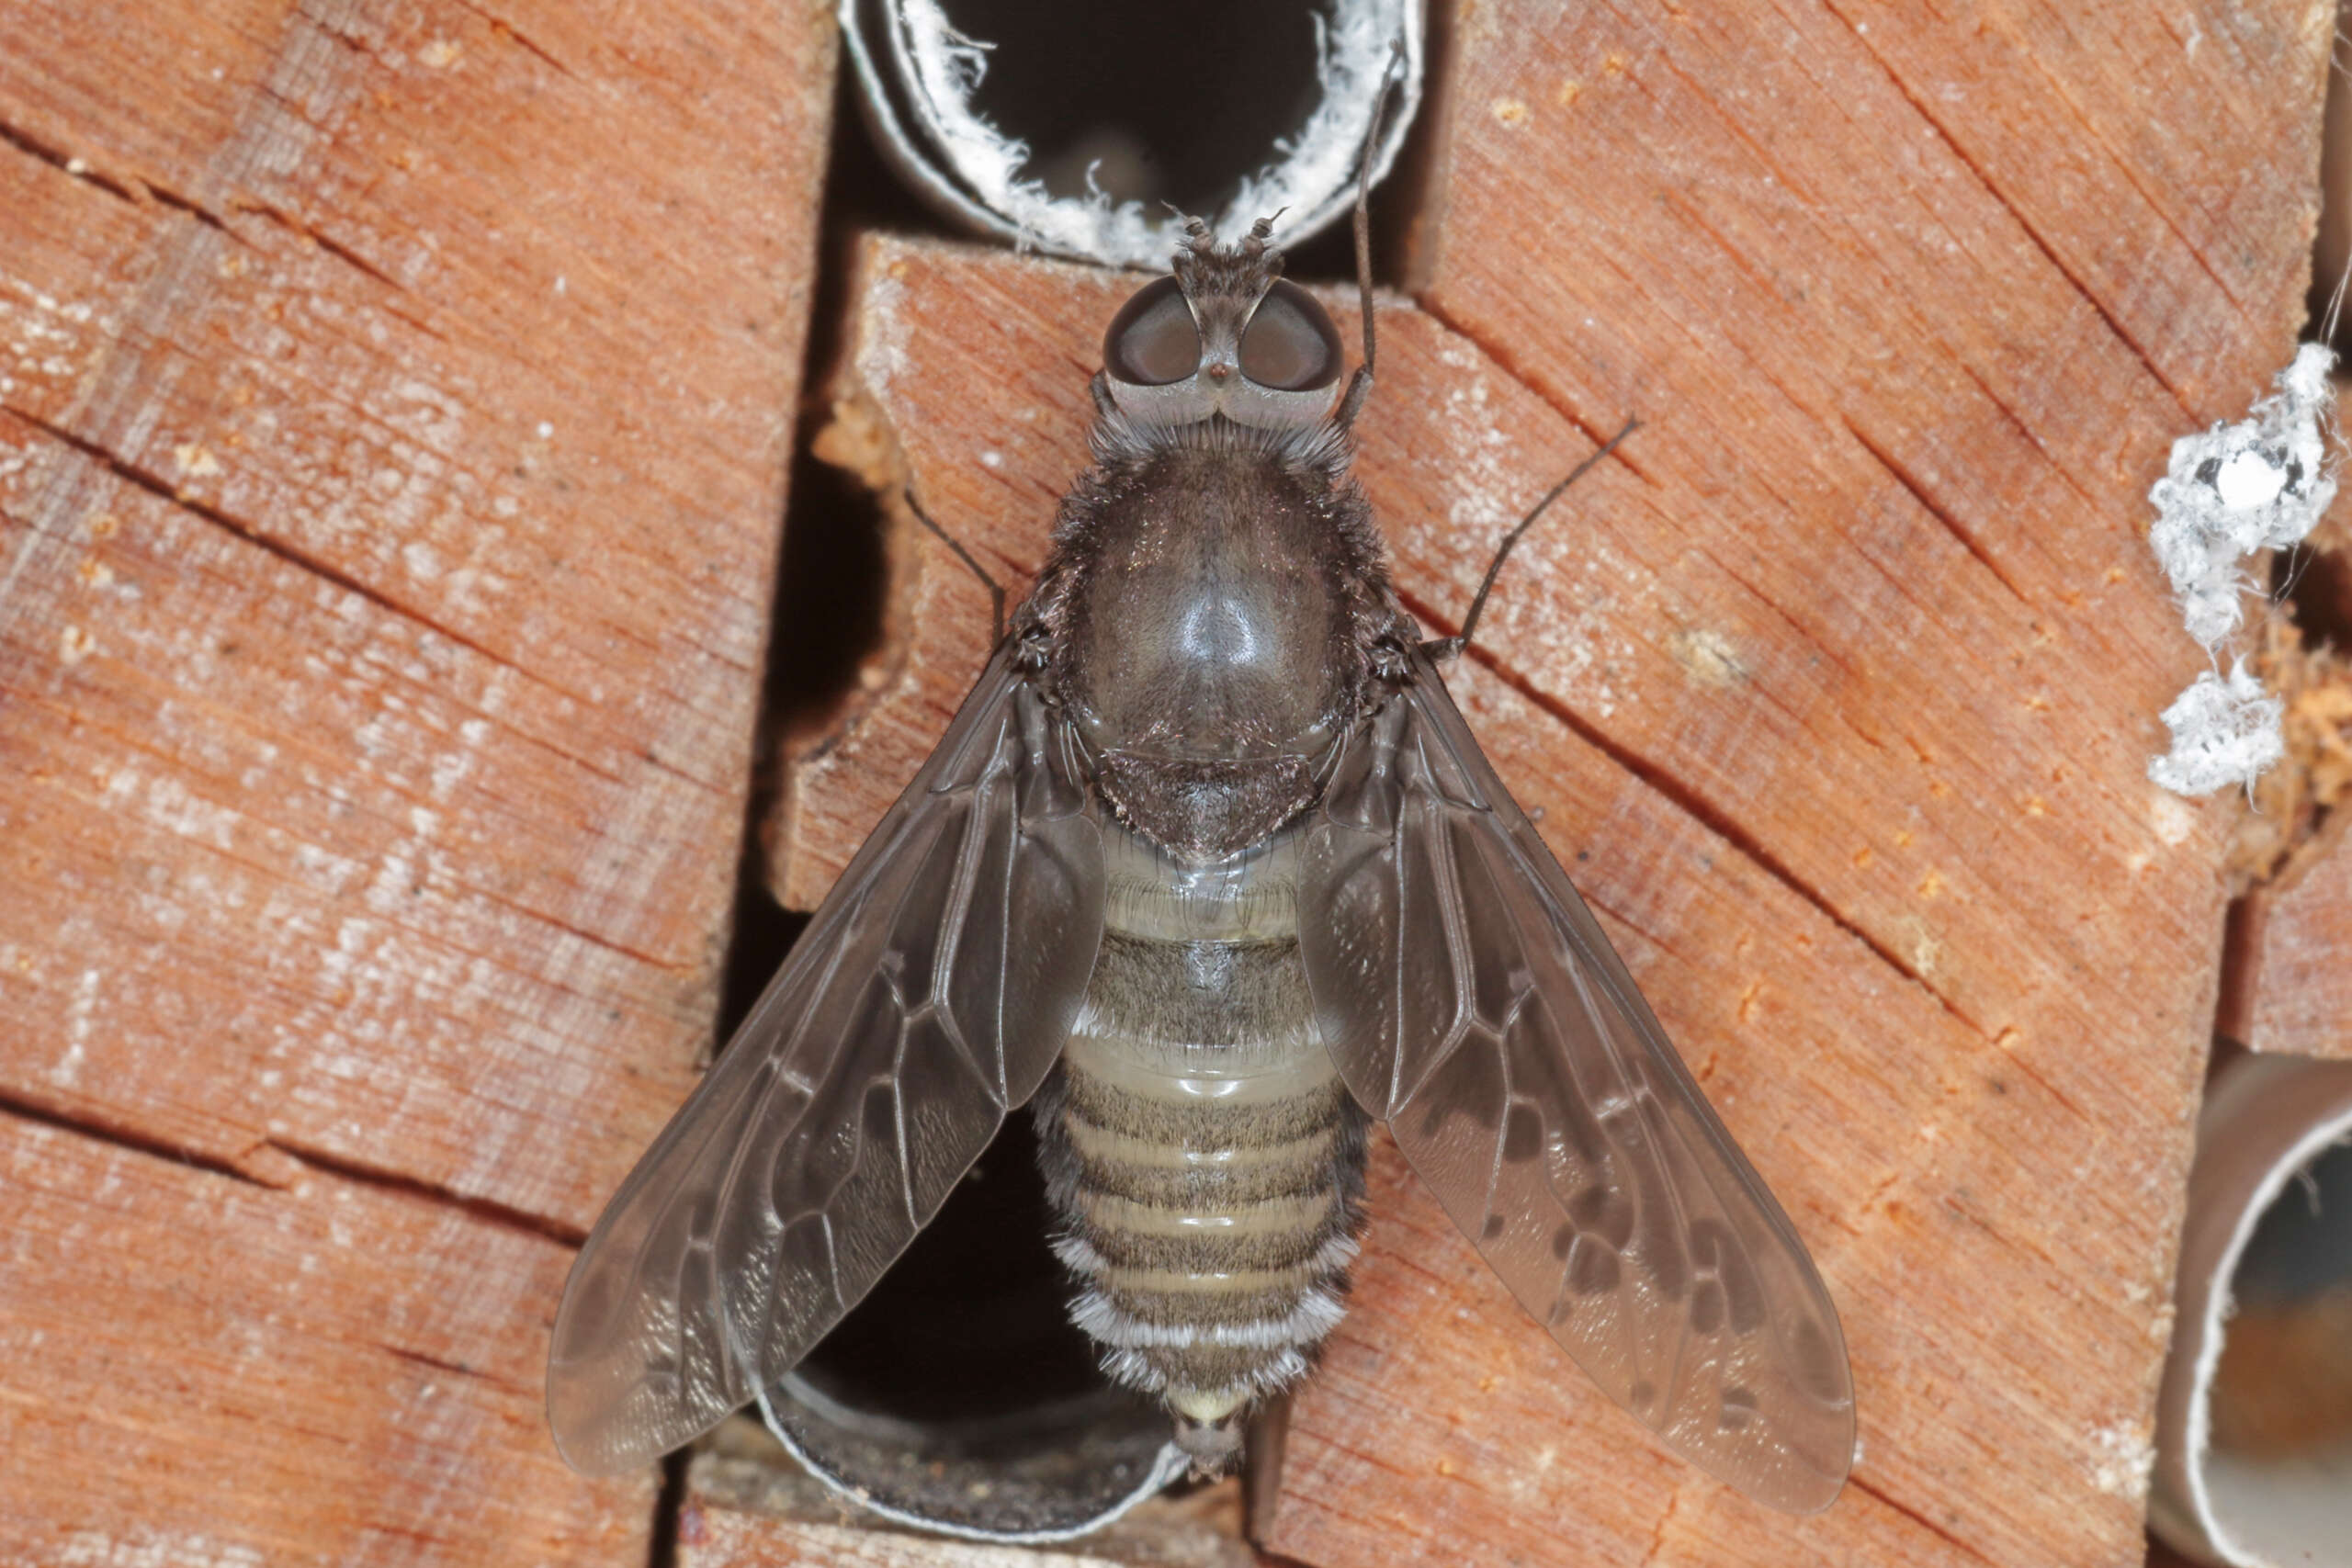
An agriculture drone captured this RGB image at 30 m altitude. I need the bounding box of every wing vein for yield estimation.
[1297,652,1854,1514]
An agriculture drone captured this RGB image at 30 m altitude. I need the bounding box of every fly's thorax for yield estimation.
[1038,825,1367,1467]
[1031,436,1395,862]
[1065,447,1348,756]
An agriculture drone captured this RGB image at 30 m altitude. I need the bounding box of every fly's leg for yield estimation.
[902,487,1007,649]
[1423,416,1642,664]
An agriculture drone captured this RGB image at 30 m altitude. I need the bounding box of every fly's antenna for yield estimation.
[903,486,1006,648]
[1428,418,1642,661]
[1354,41,1403,377]
[1337,40,1406,428]
[2324,37,2352,344]
[2323,239,2352,347]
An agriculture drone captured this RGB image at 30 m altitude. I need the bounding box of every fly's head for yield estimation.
[1095,216,1351,447]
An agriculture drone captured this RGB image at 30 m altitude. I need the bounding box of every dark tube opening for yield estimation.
[952,0,1325,218]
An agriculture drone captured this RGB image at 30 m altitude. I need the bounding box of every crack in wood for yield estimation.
[382,1342,531,1395]
[1408,288,2064,753]
[1938,1190,2110,1318]
[1849,1473,2001,1567]
[1841,413,2033,608]
[234,196,413,298]
[1815,0,2200,422]
[459,874,694,975]
[1684,541,1867,689]
[0,114,153,209]
[1635,1480,1686,1568]
[1572,883,1694,970]
[1952,356,2105,519]
[447,0,577,79]
[3,403,589,712]
[2000,22,2250,322]
[263,1133,589,1247]
[1288,1425,1425,1485]
[107,145,427,310]
[1645,40,1827,222]
[0,1093,589,1246]
[0,1088,290,1190]
[1399,293,1648,481]
[1395,582,1994,1044]
[1984,1026,2089,1122]
[292,0,407,75]
[0,99,411,318]
[1682,539,1907,765]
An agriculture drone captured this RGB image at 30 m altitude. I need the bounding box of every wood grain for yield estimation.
[2225,587,2352,1060]
[1266,6,2322,1563]
[767,1,2328,1561]
[0,1116,650,1562]
[0,0,831,1560]
[2230,821,2352,1058]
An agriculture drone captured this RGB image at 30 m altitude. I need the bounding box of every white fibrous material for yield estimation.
[2147,664,2287,798]
[2148,344,2335,649]
[2143,344,2337,796]
[847,0,1423,268]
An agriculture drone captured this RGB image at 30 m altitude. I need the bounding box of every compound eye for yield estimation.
[1238,280,1344,391]
[1103,276,1201,386]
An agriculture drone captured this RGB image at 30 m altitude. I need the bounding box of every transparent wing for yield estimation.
[548,648,1105,1475]
[1297,651,1854,1513]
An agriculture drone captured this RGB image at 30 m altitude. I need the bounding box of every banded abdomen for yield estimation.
[1033,829,1367,1471]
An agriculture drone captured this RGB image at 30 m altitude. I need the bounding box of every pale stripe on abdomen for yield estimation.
[1032,829,1366,1471]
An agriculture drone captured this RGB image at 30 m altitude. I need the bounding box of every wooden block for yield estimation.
[0,1116,650,1562]
[0,0,831,1559]
[772,0,2323,1551]
[2224,568,2352,1059]
[1269,4,2322,1563]
[2229,823,2352,1058]
[768,243,1127,911]
[1288,3,2314,1561]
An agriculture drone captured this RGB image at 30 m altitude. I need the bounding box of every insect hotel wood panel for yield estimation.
[0,0,832,1562]
[0,1,2335,1566]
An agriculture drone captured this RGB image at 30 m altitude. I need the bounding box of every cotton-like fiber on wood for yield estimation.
[2148,344,2335,651]
[2144,344,2338,795]
[2148,664,2289,798]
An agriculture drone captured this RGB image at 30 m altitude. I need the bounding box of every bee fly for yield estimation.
[547,87,1854,1528]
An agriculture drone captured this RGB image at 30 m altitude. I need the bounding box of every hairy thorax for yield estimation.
[1045,441,1375,860]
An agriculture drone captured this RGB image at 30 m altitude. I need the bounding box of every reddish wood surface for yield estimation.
[3,1120,650,1562]
[1267,6,2324,1563]
[2226,610,2352,1060]
[0,0,831,1561]
[2231,821,2352,1057]
[767,2,2330,1562]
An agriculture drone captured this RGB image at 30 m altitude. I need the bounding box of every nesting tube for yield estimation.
[757,1372,1183,1541]
[2151,1054,2352,1567]
[840,0,1425,266]
[741,1113,1189,1540]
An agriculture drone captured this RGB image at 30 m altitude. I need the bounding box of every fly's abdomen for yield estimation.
[1032,829,1367,1470]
